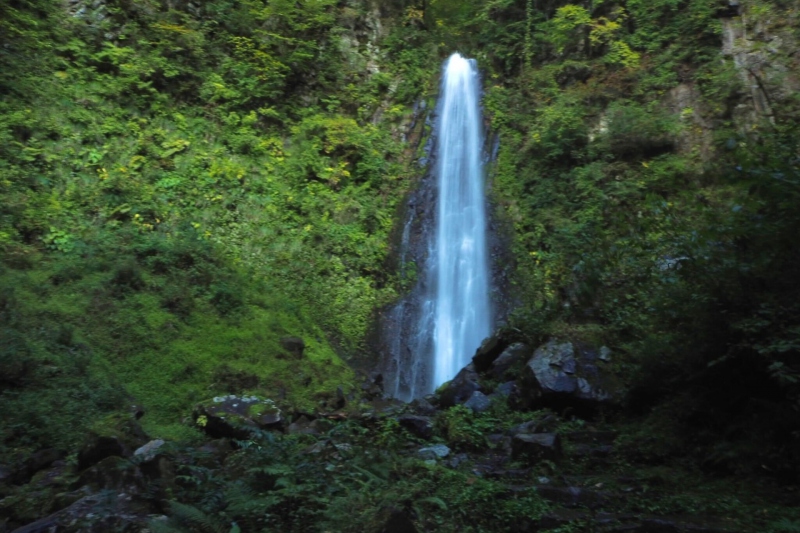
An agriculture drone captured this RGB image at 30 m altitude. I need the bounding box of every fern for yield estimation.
[223,483,281,516]
[167,501,229,533]
[772,519,800,533]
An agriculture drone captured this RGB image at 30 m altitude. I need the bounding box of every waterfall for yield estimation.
[431,53,491,388]
[382,53,491,399]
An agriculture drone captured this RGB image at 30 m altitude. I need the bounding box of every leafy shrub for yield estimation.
[595,101,678,158]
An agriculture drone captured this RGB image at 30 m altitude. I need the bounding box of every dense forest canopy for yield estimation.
[1,0,800,531]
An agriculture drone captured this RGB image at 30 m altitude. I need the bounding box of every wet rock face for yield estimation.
[194,395,283,439]
[519,340,620,412]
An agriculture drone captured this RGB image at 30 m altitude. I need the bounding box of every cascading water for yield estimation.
[382,53,492,399]
[431,53,491,388]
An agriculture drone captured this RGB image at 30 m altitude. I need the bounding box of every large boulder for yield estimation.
[471,333,511,373]
[194,395,284,439]
[519,340,621,412]
[436,364,482,408]
[489,343,532,381]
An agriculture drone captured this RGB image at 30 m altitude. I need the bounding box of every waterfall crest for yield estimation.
[382,53,491,400]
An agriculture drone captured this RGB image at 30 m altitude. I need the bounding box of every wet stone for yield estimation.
[418,444,450,460]
[463,391,491,413]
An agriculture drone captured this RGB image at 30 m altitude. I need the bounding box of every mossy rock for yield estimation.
[193,395,284,440]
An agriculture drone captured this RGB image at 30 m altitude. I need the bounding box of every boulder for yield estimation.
[511,433,563,463]
[397,415,434,440]
[133,439,165,463]
[194,395,283,440]
[472,333,511,373]
[436,364,482,408]
[489,343,532,381]
[463,391,491,413]
[519,340,621,412]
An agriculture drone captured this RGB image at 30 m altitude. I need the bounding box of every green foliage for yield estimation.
[436,405,501,450]
[0,0,435,456]
[544,4,592,54]
[594,100,678,158]
[150,421,548,533]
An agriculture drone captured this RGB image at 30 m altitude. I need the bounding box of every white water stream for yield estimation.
[431,53,491,388]
[382,53,491,399]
